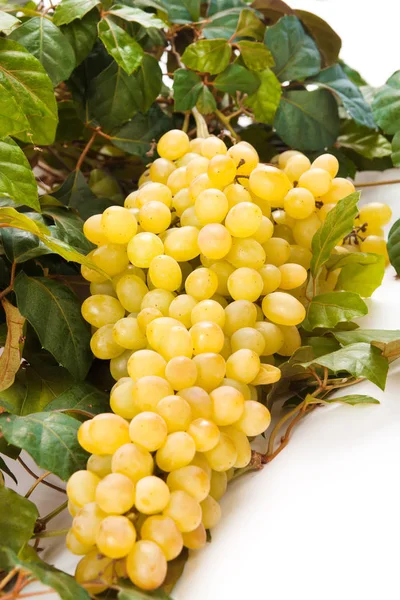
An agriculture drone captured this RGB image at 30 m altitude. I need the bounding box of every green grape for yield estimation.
[169,294,198,328]
[116,274,149,313]
[279,263,308,289]
[167,465,210,502]
[298,167,332,197]
[211,293,229,308]
[139,201,171,234]
[159,325,194,360]
[132,376,173,411]
[89,280,117,298]
[163,490,202,532]
[225,202,263,238]
[110,378,136,419]
[273,224,294,244]
[167,166,188,195]
[204,432,238,472]
[252,216,274,244]
[135,476,171,514]
[146,317,183,351]
[227,142,259,176]
[191,299,225,327]
[250,191,272,217]
[92,244,129,277]
[222,426,251,468]
[67,470,100,507]
[224,183,252,208]
[87,454,112,479]
[149,255,182,292]
[177,153,201,167]
[141,289,175,316]
[226,238,266,270]
[258,264,282,295]
[284,187,316,220]
[101,206,137,244]
[75,548,114,594]
[311,153,339,178]
[201,136,227,159]
[197,223,232,260]
[262,291,306,326]
[156,394,192,432]
[124,190,139,208]
[81,295,125,328]
[126,540,167,590]
[231,326,265,355]
[165,356,198,390]
[149,157,176,184]
[234,400,271,436]
[90,325,124,359]
[288,244,312,269]
[209,261,235,296]
[83,214,108,246]
[195,189,229,225]
[284,154,311,183]
[186,156,209,184]
[129,412,167,451]
[209,470,227,501]
[249,165,292,207]
[277,324,302,356]
[157,129,190,160]
[182,523,207,549]
[190,321,224,355]
[140,516,183,561]
[187,418,220,452]
[137,182,173,209]
[224,300,257,336]
[110,350,133,381]
[112,443,154,483]
[164,226,200,261]
[255,321,285,355]
[137,307,164,332]
[319,177,355,204]
[96,515,136,559]
[156,432,196,472]
[112,317,147,350]
[178,386,212,419]
[208,154,236,187]
[88,413,130,454]
[127,349,166,380]
[193,352,226,391]
[200,495,222,529]
[172,188,194,216]
[185,268,218,300]
[210,385,245,426]
[226,349,260,384]
[227,267,264,302]
[127,232,164,268]
[66,530,94,555]
[263,237,291,267]
[359,202,392,227]
[292,213,321,250]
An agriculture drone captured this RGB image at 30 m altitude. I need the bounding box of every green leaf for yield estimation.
[336,255,385,298]
[339,61,368,87]
[325,251,381,271]
[110,105,171,159]
[313,64,375,129]
[118,584,172,600]
[53,0,100,26]
[307,291,367,330]
[244,68,281,124]
[274,89,339,151]
[182,39,232,75]
[388,217,400,275]
[265,15,320,82]
[43,206,93,253]
[61,9,99,66]
[136,54,162,113]
[267,345,314,406]
[14,273,92,381]
[214,63,260,95]
[196,85,217,114]
[162,0,200,23]
[0,488,37,560]
[306,393,380,406]
[108,5,165,28]
[208,0,245,16]
[0,83,29,139]
[173,69,202,112]
[0,10,20,34]
[337,121,391,160]
[0,411,89,480]
[305,336,340,358]
[0,137,39,211]
[310,191,360,277]
[56,101,85,143]
[162,547,189,593]
[0,207,49,235]
[45,382,109,415]
[0,38,58,145]
[392,131,400,167]
[98,17,144,75]
[9,17,75,87]
[52,171,113,220]
[301,342,388,391]
[295,10,341,67]
[0,456,17,484]
[334,329,400,361]
[234,8,265,40]
[1,549,91,600]
[0,300,25,393]
[237,40,274,71]
[203,8,242,40]
[371,71,400,135]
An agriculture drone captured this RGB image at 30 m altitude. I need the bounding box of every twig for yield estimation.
[214,109,239,140]
[25,471,52,499]
[356,179,400,188]
[76,130,99,172]
[17,457,66,495]
[0,568,18,591]
[0,261,16,301]
[31,528,69,540]
[39,501,68,526]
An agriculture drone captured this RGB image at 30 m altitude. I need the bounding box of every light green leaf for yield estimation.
[0,411,89,480]
[234,8,265,40]
[338,121,391,159]
[301,342,388,390]
[325,251,381,271]
[306,393,380,406]
[110,105,171,159]
[295,9,341,67]
[182,39,232,75]
[0,488,37,560]
[196,84,217,114]
[237,40,274,71]
[162,0,200,23]
[307,291,367,330]
[98,17,144,75]
[0,137,39,211]
[334,329,400,361]
[0,207,49,235]
[214,63,260,95]
[61,8,99,65]
[14,273,92,381]
[391,131,400,167]
[265,15,320,82]
[0,38,57,145]
[118,584,172,600]
[274,89,340,151]
[173,68,202,111]
[244,68,282,124]
[0,300,25,393]
[45,382,109,415]
[108,4,165,28]
[10,17,75,87]
[388,217,400,275]
[336,254,385,298]
[53,0,100,26]
[372,71,400,135]
[0,10,20,34]
[305,336,340,358]
[0,83,29,141]
[310,191,360,277]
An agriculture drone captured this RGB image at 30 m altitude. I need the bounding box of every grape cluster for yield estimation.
[67,131,391,592]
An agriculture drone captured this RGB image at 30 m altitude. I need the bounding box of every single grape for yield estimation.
[148,255,182,292]
[210,385,245,426]
[169,294,198,328]
[360,235,389,263]
[224,299,257,336]
[96,515,136,559]
[204,432,238,472]
[207,154,236,188]
[167,166,188,195]
[186,156,209,184]
[116,274,149,313]
[292,212,321,250]
[178,386,213,419]
[222,426,251,468]
[226,349,260,384]
[172,188,194,216]
[72,502,106,547]
[67,470,100,508]
[81,295,125,328]
[227,142,259,176]
[88,413,130,455]
[284,187,316,220]
[127,349,166,380]
[276,324,302,356]
[135,476,170,514]
[101,206,137,244]
[284,154,311,183]
[201,136,227,159]
[167,465,210,502]
[185,268,218,300]
[249,165,292,206]
[193,352,226,391]
[141,289,175,316]
[278,150,301,169]
[234,400,271,436]
[126,540,167,590]
[141,516,183,561]
[224,182,252,207]
[319,177,355,204]
[159,325,194,361]
[95,472,136,514]
[66,530,94,555]
[278,263,308,289]
[149,157,176,184]
[157,129,190,160]
[132,376,173,412]
[190,321,225,355]
[255,321,285,355]
[139,201,171,234]
[221,378,251,400]
[146,317,183,351]
[231,327,265,355]
[156,431,196,471]
[87,454,112,479]
[127,232,164,269]
[227,267,263,302]
[124,190,139,208]
[163,490,202,532]
[92,243,129,277]
[253,216,274,244]
[112,443,153,482]
[112,317,147,351]
[129,412,167,452]
[197,223,232,260]
[164,356,198,390]
[156,394,192,432]
[189,173,215,200]
[187,418,220,452]
[195,188,229,225]
[164,226,200,262]
[289,244,313,270]
[311,153,339,178]
[137,307,163,332]
[298,168,332,197]
[83,214,108,246]
[200,495,222,529]
[358,202,392,227]
[227,238,266,270]
[209,261,235,296]
[209,470,227,501]
[75,548,114,594]
[262,291,306,326]
[89,280,117,298]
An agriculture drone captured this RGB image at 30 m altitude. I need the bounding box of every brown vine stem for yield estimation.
[39,501,68,525]
[214,109,239,140]
[76,130,99,172]
[0,261,16,301]
[0,568,18,591]
[25,471,52,499]
[17,457,66,495]
[356,179,400,188]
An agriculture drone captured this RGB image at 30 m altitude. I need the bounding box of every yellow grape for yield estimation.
[226,349,260,384]
[227,267,264,302]
[137,182,172,208]
[276,325,302,356]
[289,244,312,270]
[189,173,215,200]
[146,316,182,350]
[252,216,274,245]
[312,153,339,177]
[278,263,308,289]
[127,232,164,269]
[191,299,225,328]
[75,549,114,594]
[187,418,220,452]
[185,267,218,300]
[200,495,222,529]
[231,326,265,355]
[193,352,226,391]
[190,138,205,153]
[113,264,146,286]
[90,325,124,359]
[139,201,171,234]
[149,157,176,184]
[359,202,392,227]
[190,453,212,479]
[77,420,98,455]
[141,516,183,561]
[82,295,124,328]
[167,166,187,195]
[110,350,133,381]
[163,490,202,533]
[278,149,301,169]
[223,425,252,468]
[258,264,282,295]
[255,321,285,355]
[228,142,259,176]
[148,255,182,292]
[209,470,227,501]
[89,413,130,454]
[110,378,136,419]
[141,289,175,315]
[272,209,296,228]
[178,386,212,420]
[227,238,266,270]
[158,325,193,360]
[72,502,105,546]
[210,385,244,426]
[127,349,166,379]
[164,226,200,261]
[224,183,252,207]
[172,188,193,216]
[263,237,291,267]
[209,261,235,296]
[92,243,129,277]
[89,280,117,297]
[284,154,311,183]
[169,294,198,328]
[208,154,236,187]
[139,168,151,185]
[360,236,389,263]
[96,515,136,559]
[182,524,207,550]
[137,307,163,333]
[132,376,173,412]
[126,540,167,590]
[165,356,198,390]
[292,212,321,250]
[66,530,94,556]
[156,432,196,471]
[201,136,227,159]
[112,317,147,350]
[124,190,139,209]
[176,152,201,167]
[204,432,237,472]
[298,168,332,197]
[190,321,225,354]
[95,472,136,514]
[135,476,170,514]
[224,299,257,336]
[319,177,355,204]
[284,187,316,220]
[167,465,210,502]
[156,394,192,432]
[195,189,229,225]
[67,470,100,507]
[235,400,271,436]
[129,412,167,451]
[101,206,137,244]
[112,443,153,483]
[249,165,292,207]
[318,203,336,222]
[197,223,232,260]
[157,129,190,160]
[221,378,251,400]
[186,156,209,184]
[225,202,263,238]
[87,454,112,479]
[262,291,306,326]
[116,274,149,313]
[83,214,108,246]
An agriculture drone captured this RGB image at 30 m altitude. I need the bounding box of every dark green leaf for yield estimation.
[0,435,20,459]
[0,38,57,144]
[305,336,340,358]
[0,10,20,34]
[110,105,171,159]
[53,0,100,26]
[234,8,265,40]
[307,393,380,406]
[61,8,99,66]
[334,329,400,361]
[0,488,37,563]
[203,8,242,40]
[162,0,200,23]
[108,5,165,28]
[295,10,341,67]
[10,17,75,86]
[244,68,281,124]
[53,171,113,220]
[173,69,202,111]
[196,84,217,114]
[135,53,163,113]
[337,120,391,160]
[339,60,368,87]
[336,255,385,298]
[274,89,340,151]
[14,273,92,381]
[267,346,314,406]
[310,191,360,277]
[1,549,91,600]
[162,547,189,594]
[392,131,400,166]
[45,382,109,415]
[0,137,39,211]
[388,217,400,275]
[301,342,388,391]
[43,206,93,253]
[0,456,17,484]
[98,17,144,75]
[0,300,25,393]
[0,411,89,480]
[1,214,50,263]
[237,40,274,71]
[371,71,400,135]
[208,0,245,15]
[265,15,320,82]
[313,64,375,128]
[307,291,367,330]
[214,63,259,95]
[56,101,85,142]
[0,82,29,139]
[182,39,232,75]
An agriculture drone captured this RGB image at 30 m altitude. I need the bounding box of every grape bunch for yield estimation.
[67,130,391,593]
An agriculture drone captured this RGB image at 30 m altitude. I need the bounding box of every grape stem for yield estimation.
[17,457,66,495]
[356,179,400,188]
[25,471,52,498]
[31,528,69,540]
[39,500,68,525]
[214,109,239,140]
